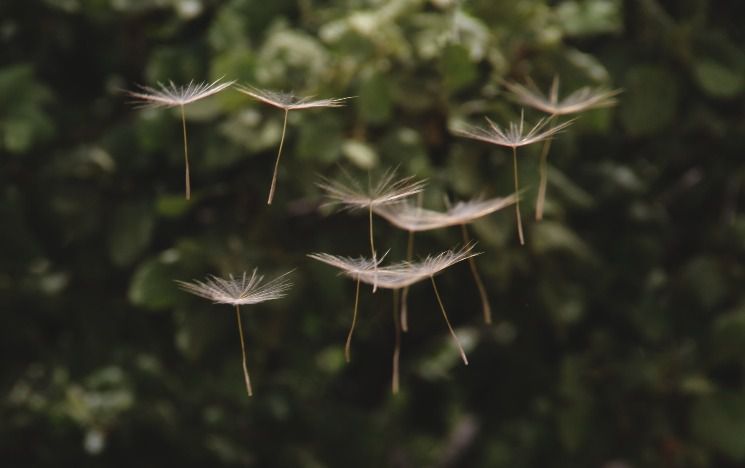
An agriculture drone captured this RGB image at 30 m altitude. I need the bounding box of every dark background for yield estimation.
[2,0,745,466]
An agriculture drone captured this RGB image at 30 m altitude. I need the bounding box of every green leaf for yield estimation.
[3,118,36,154]
[447,144,481,195]
[211,45,255,86]
[531,221,597,263]
[451,10,490,61]
[709,304,745,363]
[173,308,221,361]
[555,0,622,37]
[128,253,181,311]
[145,46,202,84]
[547,166,595,211]
[620,65,678,137]
[691,33,745,99]
[255,28,330,89]
[680,256,728,310]
[540,280,586,325]
[108,202,155,267]
[0,64,54,153]
[315,346,346,375]
[207,2,251,51]
[0,187,42,271]
[0,65,50,108]
[296,113,343,164]
[564,48,612,82]
[440,44,477,92]
[692,59,744,99]
[156,194,190,218]
[341,140,378,170]
[358,72,393,124]
[416,329,477,380]
[557,356,591,452]
[691,392,745,461]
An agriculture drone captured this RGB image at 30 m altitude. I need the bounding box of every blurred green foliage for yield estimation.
[2,0,745,466]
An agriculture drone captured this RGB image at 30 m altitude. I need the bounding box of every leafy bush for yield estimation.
[2,0,744,466]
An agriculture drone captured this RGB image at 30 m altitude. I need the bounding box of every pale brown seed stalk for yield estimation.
[392,289,401,395]
[400,229,415,332]
[512,146,524,245]
[369,204,378,292]
[235,306,253,397]
[180,105,190,200]
[535,137,552,220]
[461,224,491,324]
[266,109,289,205]
[345,278,361,363]
[431,276,468,365]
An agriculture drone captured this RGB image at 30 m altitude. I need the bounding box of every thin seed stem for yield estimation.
[180,105,191,200]
[369,203,378,292]
[461,224,492,324]
[400,230,415,332]
[535,138,553,221]
[344,278,361,363]
[512,146,525,245]
[267,108,289,205]
[392,289,401,395]
[430,276,468,365]
[234,306,253,397]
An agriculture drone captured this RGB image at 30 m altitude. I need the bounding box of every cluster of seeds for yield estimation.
[126,76,619,396]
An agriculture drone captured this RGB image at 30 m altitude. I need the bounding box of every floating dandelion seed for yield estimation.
[453,111,573,245]
[235,85,352,205]
[318,168,426,291]
[309,244,478,394]
[175,269,293,397]
[503,77,621,220]
[126,78,235,200]
[374,195,518,232]
[375,194,517,327]
[503,76,621,117]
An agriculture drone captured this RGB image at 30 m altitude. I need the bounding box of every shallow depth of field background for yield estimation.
[2,0,745,466]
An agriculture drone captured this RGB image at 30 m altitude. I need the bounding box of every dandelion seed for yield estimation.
[175,269,293,397]
[309,245,478,393]
[453,111,574,245]
[503,76,621,116]
[319,168,428,212]
[318,168,426,291]
[354,244,479,291]
[503,77,621,220]
[235,85,352,205]
[375,194,517,326]
[391,289,402,395]
[374,195,518,232]
[126,77,235,200]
